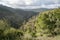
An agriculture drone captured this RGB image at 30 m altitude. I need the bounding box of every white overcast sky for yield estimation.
[0,0,60,9]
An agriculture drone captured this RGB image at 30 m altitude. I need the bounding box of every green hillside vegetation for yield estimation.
[0,19,23,40]
[0,5,38,28]
[35,9,60,36]
[21,8,60,37]
[0,7,60,40]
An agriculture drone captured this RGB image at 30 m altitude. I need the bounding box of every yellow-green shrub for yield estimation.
[35,9,60,36]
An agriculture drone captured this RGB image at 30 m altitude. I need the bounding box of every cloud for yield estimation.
[18,4,60,9]
[0,0,33,5]
[0,0,60,9]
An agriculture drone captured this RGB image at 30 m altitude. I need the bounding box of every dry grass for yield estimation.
[24,36,60,40]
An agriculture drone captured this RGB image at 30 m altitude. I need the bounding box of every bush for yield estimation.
[0,19,23,40]
[35,9,60,36]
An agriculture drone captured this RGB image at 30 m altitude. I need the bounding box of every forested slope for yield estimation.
[0,5,38,28]
[21,8,60,37]
[0,5,60,40]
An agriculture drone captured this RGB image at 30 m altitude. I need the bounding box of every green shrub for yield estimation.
[35,9,60,36]
[0,19,23,40]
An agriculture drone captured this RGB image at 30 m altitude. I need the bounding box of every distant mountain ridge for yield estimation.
[0,5,38,28]
[0,4,51,28]
[23,8,51,12]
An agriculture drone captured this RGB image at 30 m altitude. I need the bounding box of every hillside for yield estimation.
[0,5,38,28]
[0,7,60,40]
[21,8,60,39]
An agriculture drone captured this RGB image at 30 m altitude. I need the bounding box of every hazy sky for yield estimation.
[0,0,60,9]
